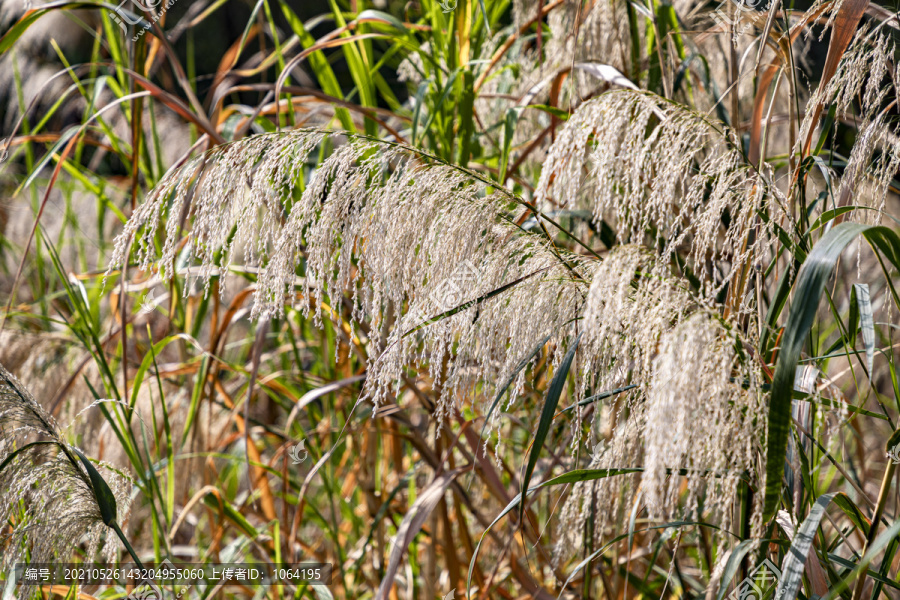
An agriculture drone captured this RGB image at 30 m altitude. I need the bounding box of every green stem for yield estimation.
[111,520,146,569]
[850,461,896,600]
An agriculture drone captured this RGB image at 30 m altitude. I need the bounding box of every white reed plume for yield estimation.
[0,363,134,583]
[799,28,900,224]
[580,245,695,391]
[799,27,893,140]
[107,123,779,550]
[107,131,594,421]
[535,90,767,295]
[643,312,764,525]
[838,111,900,224]
[557,255,767,555]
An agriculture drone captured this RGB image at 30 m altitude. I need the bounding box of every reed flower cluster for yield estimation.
[108,132,593,423]
[108,125,777,542]
[581,245,693,390]
[6,0,900,595]
[536,90,773,296]
[558,249,766,552]
[800,28,900,224]
[643,312,763,523]
[0,365,132,578]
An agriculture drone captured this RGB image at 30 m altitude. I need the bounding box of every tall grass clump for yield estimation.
[1,0,900,598]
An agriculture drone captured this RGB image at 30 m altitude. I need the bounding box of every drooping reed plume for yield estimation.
[108,133,594,427]
[0,363,134,585]
[105,131,776,551]
[536,90,785,298]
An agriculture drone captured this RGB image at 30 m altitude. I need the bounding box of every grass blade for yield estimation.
[714,539,759,600]
[764,223,869,523]
[0,441,58,475]
[375,467,465,600]
[478,333,552,451]
[71,447,117,527]
[850,283,875,375]
[467,467,641,598]
[519,332,581,522]
[775,492,837,599]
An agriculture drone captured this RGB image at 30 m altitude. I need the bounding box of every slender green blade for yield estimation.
[775,492,836,599]
[764,223,869,523]
[479,333,552,449]
[0,441,58,475]
[72,447,118,526]
[519,333,582,522]
[850,283,875,375]
[715,539,760,600]
[467,465,640,598]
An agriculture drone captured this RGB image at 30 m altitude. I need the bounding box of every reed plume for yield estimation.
[107,132,593,423]
[0,363,135,587]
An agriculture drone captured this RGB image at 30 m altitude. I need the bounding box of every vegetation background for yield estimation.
[1,0,900,598]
